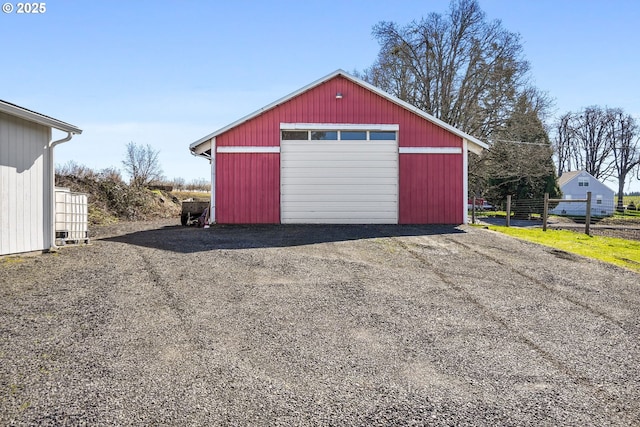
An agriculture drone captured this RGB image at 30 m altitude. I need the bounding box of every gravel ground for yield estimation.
[1,219,639,426]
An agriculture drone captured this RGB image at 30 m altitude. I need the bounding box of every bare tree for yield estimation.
[56,160,95,180]
[360,0,534,140]
[170,177,186,191]
[554,106,617,181]
[609,110,640,210]
[570,107,616,180]
[122,142,164,187]
[554,106,640,207]
[554,112,574,176]
[186,178,210,191]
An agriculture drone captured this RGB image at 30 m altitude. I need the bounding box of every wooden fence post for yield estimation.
[543,193,549,231]
[585,191,591,235]
[506,195,511,227]
[472,195,476,224]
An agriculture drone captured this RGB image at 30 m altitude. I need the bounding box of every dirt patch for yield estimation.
[548,248,579,261]
[1,221,639,425]
[549,225,640,241]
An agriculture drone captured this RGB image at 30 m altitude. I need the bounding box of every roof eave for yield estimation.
[0,101,82,134]
[343,72,488,151]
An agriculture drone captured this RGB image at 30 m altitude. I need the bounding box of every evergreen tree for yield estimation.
[482,94,560,216]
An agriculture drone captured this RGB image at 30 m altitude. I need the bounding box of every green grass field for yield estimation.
[612,195,640,221]
[488,226,640,273]
[617,195,640,205]
[615,195,640,210]
[171,191,211,201]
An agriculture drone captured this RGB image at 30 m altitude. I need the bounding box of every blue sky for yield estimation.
[2,0,639,191]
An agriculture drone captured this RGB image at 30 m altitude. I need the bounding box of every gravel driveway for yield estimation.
[1,220,639,426]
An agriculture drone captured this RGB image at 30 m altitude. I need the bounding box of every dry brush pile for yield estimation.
[55,164,181,225]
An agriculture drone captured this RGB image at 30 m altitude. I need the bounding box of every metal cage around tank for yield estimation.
[55,187,89,246]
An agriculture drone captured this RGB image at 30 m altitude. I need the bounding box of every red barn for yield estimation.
[189,70,487,225]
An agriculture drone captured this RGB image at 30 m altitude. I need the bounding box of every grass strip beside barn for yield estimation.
[488,226,640,273]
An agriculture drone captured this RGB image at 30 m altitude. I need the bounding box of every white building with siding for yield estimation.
[0,100,82,255]
[550,170,615,217]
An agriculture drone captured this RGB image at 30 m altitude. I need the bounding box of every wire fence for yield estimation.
[470,195,639,227]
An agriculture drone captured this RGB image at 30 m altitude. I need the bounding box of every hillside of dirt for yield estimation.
[55,173,184,226]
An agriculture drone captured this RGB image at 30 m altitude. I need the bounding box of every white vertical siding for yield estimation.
[0,111,51,255]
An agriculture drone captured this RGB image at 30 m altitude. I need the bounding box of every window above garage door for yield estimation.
[281,123,399,142]
[282,130,397,141]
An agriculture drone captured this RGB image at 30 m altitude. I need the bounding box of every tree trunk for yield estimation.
[617,174,626,212]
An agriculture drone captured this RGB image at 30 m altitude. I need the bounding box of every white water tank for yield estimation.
[55,187,89,246]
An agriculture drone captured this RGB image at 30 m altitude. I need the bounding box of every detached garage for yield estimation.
[189,70,487,225]
[0,100,82,255]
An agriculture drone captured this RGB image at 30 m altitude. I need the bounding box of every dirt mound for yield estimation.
[56,174,181,225]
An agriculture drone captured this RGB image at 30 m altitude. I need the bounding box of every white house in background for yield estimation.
[550,170,615,217]
[0,100,82,255]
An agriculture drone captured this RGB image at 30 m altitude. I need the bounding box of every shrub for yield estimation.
[56,162,180,224]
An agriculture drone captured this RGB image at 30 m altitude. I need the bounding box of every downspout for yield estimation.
[48,132,74,251]
[209,137,216,225]
[189,138,215,225]
[462,139,469,225]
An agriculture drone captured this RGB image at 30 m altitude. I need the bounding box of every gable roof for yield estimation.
[558,170,615,194]
[558,170,581,187]
[0,100,82,134]
[190,69,487,156]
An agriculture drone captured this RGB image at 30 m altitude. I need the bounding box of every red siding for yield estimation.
[215,75,465,224]
[216,153,280,224]
[399,154,463,224]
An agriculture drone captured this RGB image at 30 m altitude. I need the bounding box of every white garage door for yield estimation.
[281,139,398,224]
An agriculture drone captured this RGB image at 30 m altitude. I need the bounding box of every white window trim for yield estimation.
[217,146,280,153]
[399,147,462,154]
[281,123,399,131]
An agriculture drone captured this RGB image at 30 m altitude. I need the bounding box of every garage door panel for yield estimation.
[281,138,398,224]
[281,211,397,224]
[282,159,397,171]
[281,178,397,192]
[283,201,397,211]
[282,192,397,202]
[282,169,398,179]
[284,152,394,162]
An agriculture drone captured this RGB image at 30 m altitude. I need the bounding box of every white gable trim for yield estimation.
[217,146,280,153]
[190,70,486,155]
[399,147,462,154]
[281,123,399,131]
